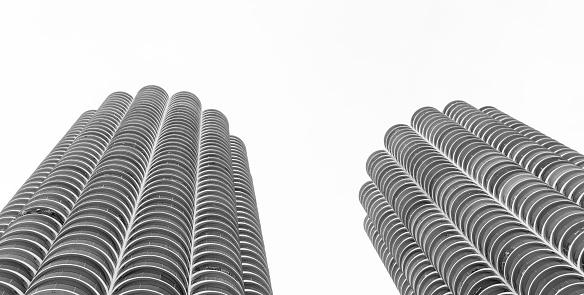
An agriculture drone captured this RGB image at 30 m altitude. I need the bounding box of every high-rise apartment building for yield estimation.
[0,86,272,295]
[361,100,584,295]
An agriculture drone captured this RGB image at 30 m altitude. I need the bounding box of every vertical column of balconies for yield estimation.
[387,122,584,294]
[190,110,245,295]
[0,92,133,295]
[229,136,272,295]
[363,216,415,295]
[410,107,584,274]
[480,106,584,169]
[444,101,584,207]
[24,85,168,295]
[359,181,455,295]
[109,92,201,295]
[0,110,95,235]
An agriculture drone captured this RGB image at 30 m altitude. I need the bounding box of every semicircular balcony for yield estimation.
[148,162,195,185]
[191,261,243,291]
[48,233,115,271]
[37,251,110,289]
[112,275,182,295]
[131,215,190,248]
[124,238,188,271]
[193,231,240,258]
[65,208,124,238]
[128,227,189,257]
[135,203,191,230]
[117,256,186,291]
[0,258,30,293]
[27,266,103,295]
[241,264,270,287]
[142,178,192,205]
[58,219,123,254]
[137,196,192,227]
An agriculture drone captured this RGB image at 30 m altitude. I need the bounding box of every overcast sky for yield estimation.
[1,1,584,294]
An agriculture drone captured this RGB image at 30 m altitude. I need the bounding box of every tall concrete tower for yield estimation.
[361,100,584,295]
[0,86,273,295]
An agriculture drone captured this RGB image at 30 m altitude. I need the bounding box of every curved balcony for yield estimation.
[27,267,103,295]
[241,273,271,295]
[194,239,239,261]
[141,177,192,206]
[130,225,189,256]
[236,210,261,230]
[113,274,182,295]
[127,234,188,264]
[135,204,191,233]
[36,252,109,289]
[117,255,186,288]
[73,187,133,224]
[192,255,243,282]
[194,223,240,255]
[80,178,139,209]
[132,216,189,247]
[47,235,115,272]
[191,270,243,295]
[148,165,194,188]
[147,161,196,191]
[196,196,237,226]
[240,255,269,280]
[95,147,148,177]
[196,211,238,233]
[137,197,191,228]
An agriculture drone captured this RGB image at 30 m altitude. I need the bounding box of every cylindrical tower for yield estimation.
[0,92,133,295]
[190,110,245,295]
[25,85,168,295]
[230,136,272,295]
[0,86,274,295]
[0,110,95,235]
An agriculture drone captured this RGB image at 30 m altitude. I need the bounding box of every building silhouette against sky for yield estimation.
[0,85,272,295]
[361,101,584,295]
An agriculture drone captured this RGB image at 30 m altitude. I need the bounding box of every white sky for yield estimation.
[1,1,584,294]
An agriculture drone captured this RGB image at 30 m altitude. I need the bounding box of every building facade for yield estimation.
[0,86,272,295]
[361,101,584,295]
